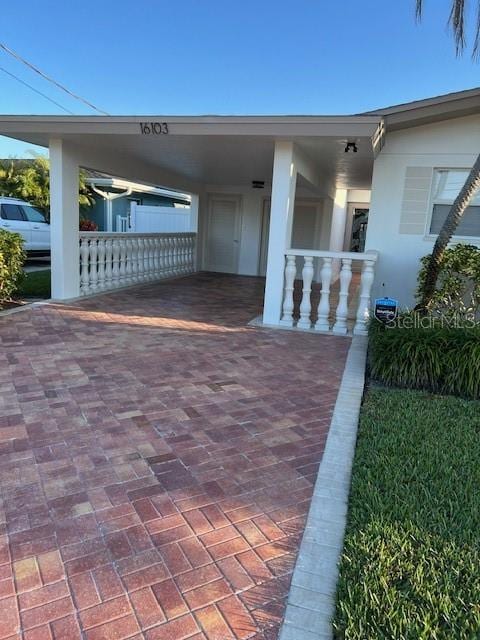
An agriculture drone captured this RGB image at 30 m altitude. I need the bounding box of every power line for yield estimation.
[0,65,74,114]
[0,42,109,115]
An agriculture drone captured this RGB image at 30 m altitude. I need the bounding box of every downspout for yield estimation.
[90,184,133,231]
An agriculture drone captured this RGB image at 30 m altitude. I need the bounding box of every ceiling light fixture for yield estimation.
[344,142,358,153]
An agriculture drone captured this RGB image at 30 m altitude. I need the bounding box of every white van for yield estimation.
[0,197,50,255]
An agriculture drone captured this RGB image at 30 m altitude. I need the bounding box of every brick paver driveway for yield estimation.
[0,273,350,640]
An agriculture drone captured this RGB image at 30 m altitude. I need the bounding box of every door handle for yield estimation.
[2,223,11,227]
[32,226,40,229]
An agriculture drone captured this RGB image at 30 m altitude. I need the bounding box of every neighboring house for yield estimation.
[1,88,480,326]
[84,170,192,232]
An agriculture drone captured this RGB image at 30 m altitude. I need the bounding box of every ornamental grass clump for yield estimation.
[0,229,25,306]
[368,317,480,400]
[369,244,480,400]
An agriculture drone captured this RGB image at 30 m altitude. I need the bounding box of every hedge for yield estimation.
[368,317,480,400]
[0,229,25,305]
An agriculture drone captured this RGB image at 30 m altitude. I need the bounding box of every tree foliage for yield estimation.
[0,157,94,217]
[0,229,26,305]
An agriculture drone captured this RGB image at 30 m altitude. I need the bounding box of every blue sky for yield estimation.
[1,0,480,156]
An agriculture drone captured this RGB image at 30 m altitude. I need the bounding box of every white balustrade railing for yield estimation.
[281,249,379,335]
[79,232,196,295]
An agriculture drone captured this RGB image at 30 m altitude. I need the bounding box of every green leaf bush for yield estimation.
[0,230,26,305]
[417,243,480,318]
[369,317,480,400]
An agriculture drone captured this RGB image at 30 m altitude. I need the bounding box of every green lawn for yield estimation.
[17,269,51,298]
[333,387,480,639]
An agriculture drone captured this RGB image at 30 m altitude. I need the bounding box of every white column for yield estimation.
[262,140,297,325]
[329,188,348,281]
[49,139,80,299]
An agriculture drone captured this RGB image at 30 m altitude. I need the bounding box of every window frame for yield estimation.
[425,167,480,243]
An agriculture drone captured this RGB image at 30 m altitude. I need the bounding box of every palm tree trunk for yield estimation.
[417,153,480,311]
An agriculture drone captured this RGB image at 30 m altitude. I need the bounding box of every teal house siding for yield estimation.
[86,189,188,231]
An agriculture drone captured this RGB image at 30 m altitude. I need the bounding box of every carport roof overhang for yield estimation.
[0,114,384,194]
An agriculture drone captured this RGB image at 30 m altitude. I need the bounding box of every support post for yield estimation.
[262,140,297,325]
[329,188,348,280]
[49,139,80,299]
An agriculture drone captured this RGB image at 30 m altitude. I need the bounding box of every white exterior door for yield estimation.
[0,203,31,247]
[205,196,241,273]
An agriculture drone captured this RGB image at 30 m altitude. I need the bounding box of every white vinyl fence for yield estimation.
[130,203,192,233]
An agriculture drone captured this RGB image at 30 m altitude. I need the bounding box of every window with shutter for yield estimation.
[429,169,480,238]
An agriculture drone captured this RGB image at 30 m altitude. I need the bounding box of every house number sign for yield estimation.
[139,122,168,135]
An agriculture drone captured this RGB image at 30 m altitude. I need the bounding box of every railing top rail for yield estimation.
[285,248,379,262]
[79,231,196,238]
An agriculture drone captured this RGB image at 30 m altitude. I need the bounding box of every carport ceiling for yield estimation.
[0,115,382,190]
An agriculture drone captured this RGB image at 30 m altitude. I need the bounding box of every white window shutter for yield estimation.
[399,167,434,235]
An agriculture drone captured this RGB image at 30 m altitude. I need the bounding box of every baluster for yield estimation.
[191,236,196,272]
[131,237,138,282]
[112,238,121,287]
[140,238,145,280]
[280,255,296,326]
[353,258,376,335]
[141,237,148,281]
[315,257,333,332]
[124,238,132,284]
[104,238,113,290]
[158,237,165,277]
[144,238,150,280]
[177,237,184,274]
[153,238,160,277]
[97,238,106,291]
[136,237,143,281]
[187,236,192,272]
[333,258,353,334]
[297,256,314,329]
[172,237,179,275]
[177,236,183,275]
[80,237,90,295]
[183,237,188,273]
[148,238,155,279]
[88,238,99,293]
[169,236,175,276]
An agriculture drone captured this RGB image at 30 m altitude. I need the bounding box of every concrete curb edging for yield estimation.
[278,335,368,640]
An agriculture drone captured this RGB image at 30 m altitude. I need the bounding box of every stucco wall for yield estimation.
[366,114,480,308]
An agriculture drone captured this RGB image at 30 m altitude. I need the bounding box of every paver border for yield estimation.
[278,334,368,640]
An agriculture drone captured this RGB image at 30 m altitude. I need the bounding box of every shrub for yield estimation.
[79,218,98,231]
[368,317,480,399]
[417,244,480,318]
[0,229,26,305]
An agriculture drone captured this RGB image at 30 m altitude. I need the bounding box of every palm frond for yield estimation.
[448,0,467,55]
[472,1,480,59]
[415,0,423,21]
